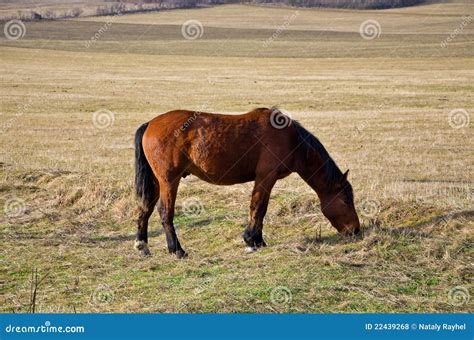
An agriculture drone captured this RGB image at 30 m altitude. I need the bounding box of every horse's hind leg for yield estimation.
[243,173,277,251]
[135,195,159,256]
[158,179,186,259]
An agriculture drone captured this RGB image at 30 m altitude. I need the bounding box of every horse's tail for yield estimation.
[135,122,157,208]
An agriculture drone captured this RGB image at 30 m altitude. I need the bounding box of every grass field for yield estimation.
[0,3,473,313]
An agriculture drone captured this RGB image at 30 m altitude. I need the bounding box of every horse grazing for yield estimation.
[134,108,360,258]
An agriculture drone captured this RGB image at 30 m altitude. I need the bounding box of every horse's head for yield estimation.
[320,170,360,235]
[292,121,361,235]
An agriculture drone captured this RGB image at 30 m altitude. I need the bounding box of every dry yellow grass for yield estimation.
[0,3,472,313]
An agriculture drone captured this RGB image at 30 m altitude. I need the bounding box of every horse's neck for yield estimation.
[296,152,332,199]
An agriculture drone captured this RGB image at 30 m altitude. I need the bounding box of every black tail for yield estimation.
[135,122,157,208]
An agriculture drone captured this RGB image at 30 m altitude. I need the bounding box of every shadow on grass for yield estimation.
[79,214,234,244]
[175,214,231,229]
[302,233,348,246]
[29,209,474,247]
[80,229,164,244]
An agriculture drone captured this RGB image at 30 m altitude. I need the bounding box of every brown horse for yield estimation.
[134,108,360,258]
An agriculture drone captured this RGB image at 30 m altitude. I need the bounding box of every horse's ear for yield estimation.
[342,170,349,182]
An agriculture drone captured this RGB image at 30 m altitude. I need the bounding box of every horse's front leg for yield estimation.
[243,174,277,251]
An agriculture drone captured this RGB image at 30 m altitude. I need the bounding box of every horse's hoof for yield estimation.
[245,246,257,253]
[134,240,151,256]
[176,249,187,259]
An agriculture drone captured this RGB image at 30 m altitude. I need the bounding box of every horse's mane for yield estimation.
[293,120,341,183]
[293,120,354,201]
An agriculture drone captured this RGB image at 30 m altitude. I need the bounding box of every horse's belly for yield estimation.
[186,146,258,184]
[188,161,256,185]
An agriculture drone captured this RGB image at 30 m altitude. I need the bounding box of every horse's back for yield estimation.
[142,108,296,184]
[144,108,272,149]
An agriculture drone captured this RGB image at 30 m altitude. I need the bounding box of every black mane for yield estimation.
[293,120,353,201]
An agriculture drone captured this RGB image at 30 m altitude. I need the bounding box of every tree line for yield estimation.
[0,0,437,21]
